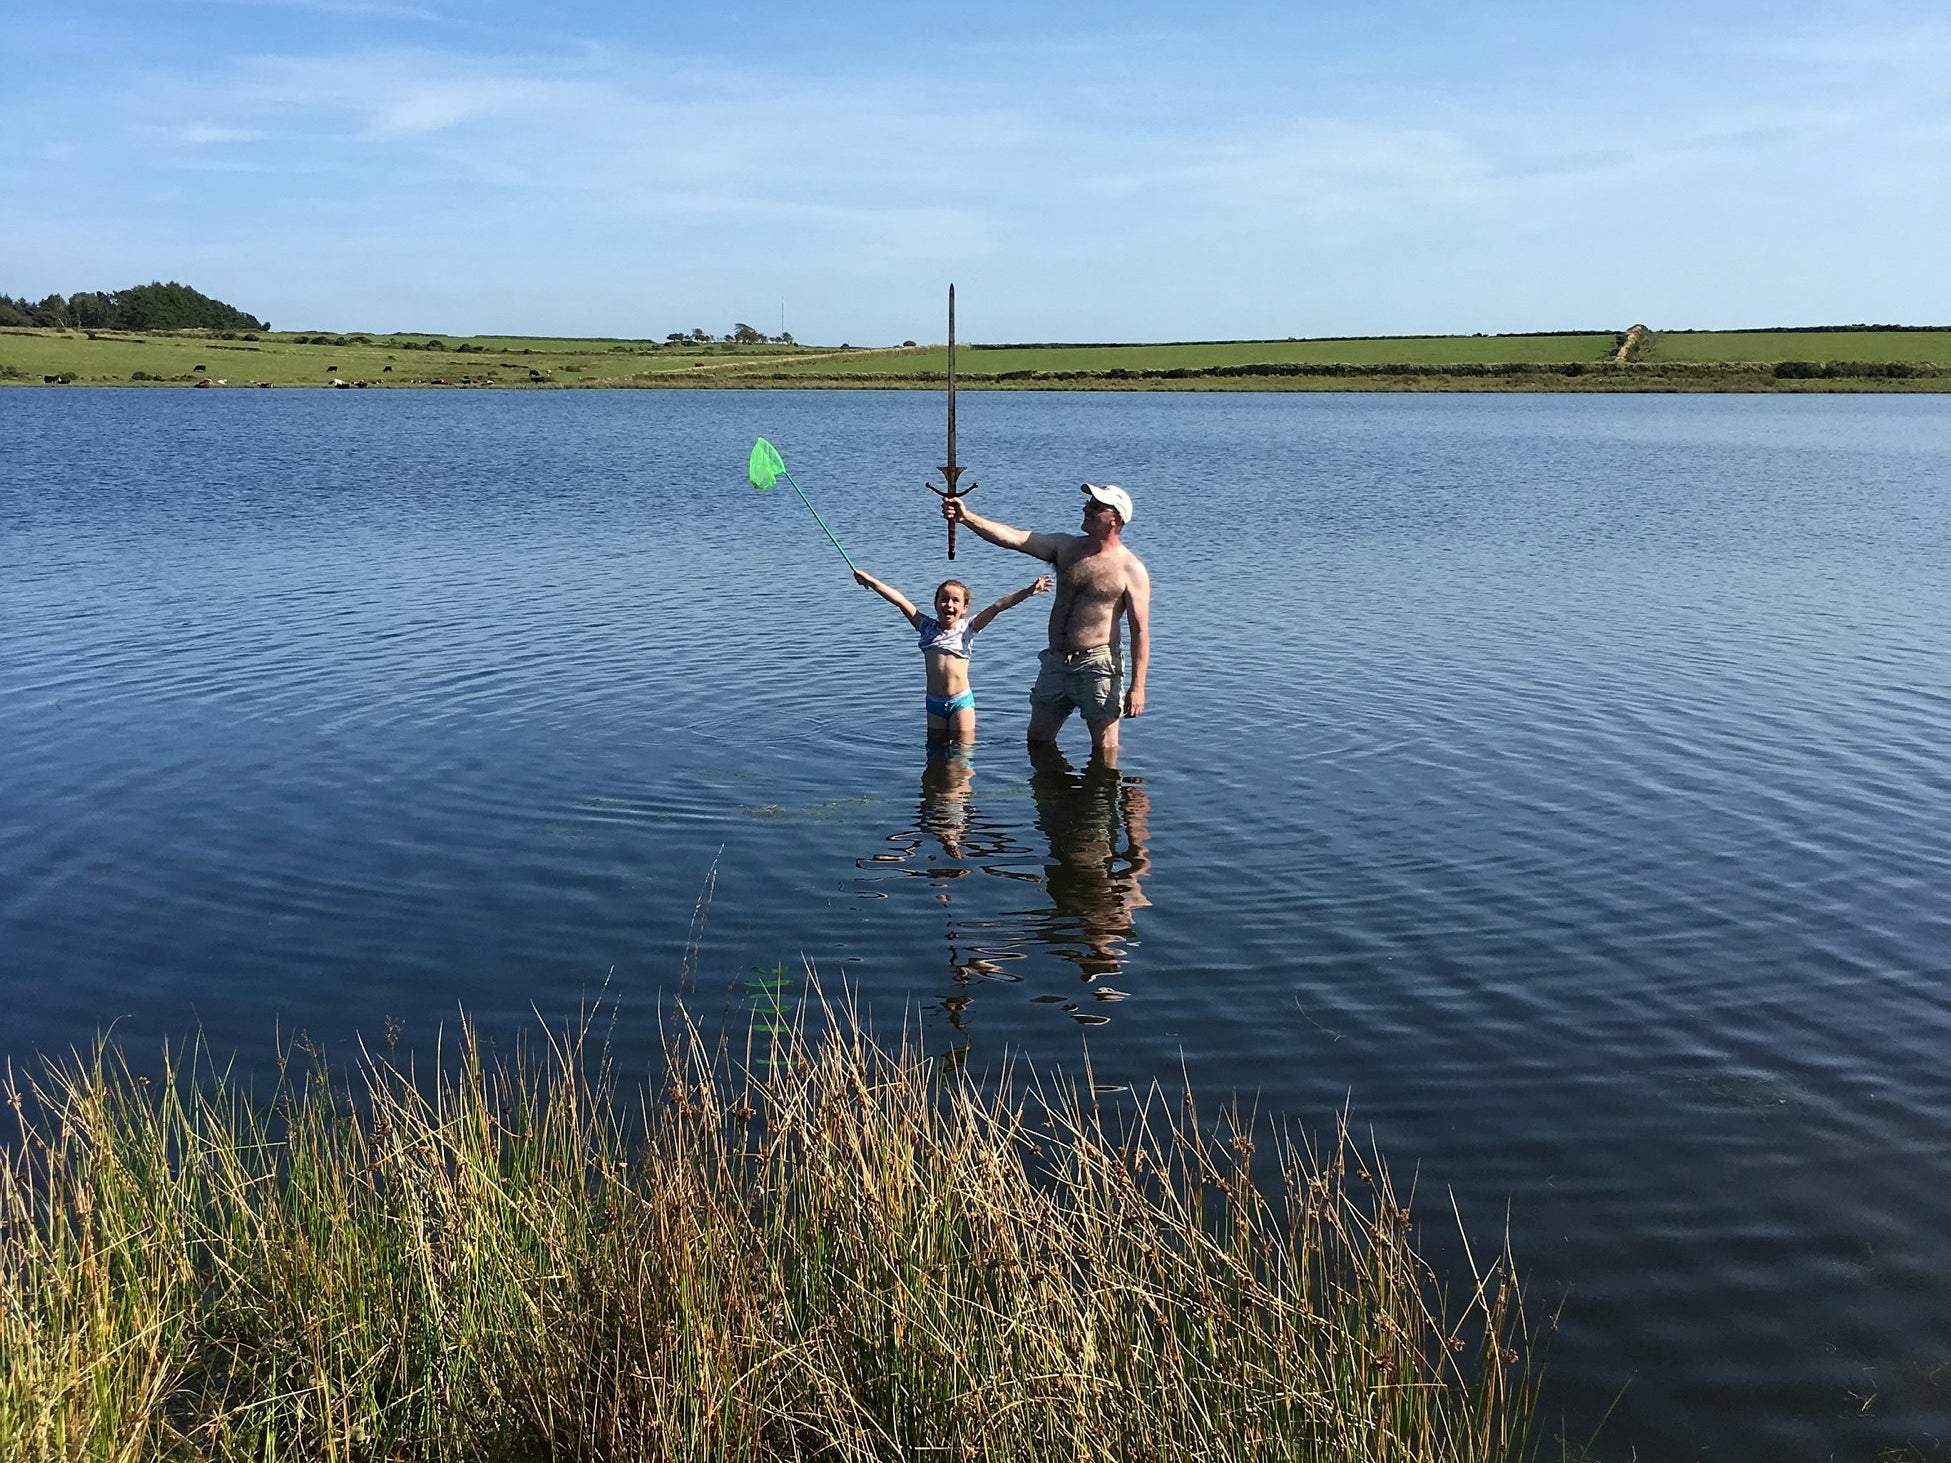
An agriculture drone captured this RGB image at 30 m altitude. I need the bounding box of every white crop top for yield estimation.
[916,614,977,659]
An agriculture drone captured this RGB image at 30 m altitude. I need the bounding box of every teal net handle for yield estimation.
[749,438,858,573]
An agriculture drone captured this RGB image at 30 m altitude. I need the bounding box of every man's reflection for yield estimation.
[858,742,1154,1047]
[1027,743,1152,984]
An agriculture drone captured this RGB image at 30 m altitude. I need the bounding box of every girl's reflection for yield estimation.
[918,742,976,859]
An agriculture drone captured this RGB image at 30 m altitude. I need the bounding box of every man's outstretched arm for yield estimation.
[943,497,1064,562]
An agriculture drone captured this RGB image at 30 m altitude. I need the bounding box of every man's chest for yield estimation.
[1060,549,1128,602]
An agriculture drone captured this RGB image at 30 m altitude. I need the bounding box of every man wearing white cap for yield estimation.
[942,482,1151,756]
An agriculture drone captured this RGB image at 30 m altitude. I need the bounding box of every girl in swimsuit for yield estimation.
[853,569,1051,742]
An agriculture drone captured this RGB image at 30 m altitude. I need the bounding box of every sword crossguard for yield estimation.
[928,478,977,558]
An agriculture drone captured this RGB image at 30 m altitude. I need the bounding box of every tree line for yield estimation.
[0,281,267,333]
[671,324,795,346]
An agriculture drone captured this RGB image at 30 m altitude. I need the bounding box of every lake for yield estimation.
[4,385,1949,1461]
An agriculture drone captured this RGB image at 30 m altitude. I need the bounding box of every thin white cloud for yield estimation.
[178,0,445,20]
[1086,120,1489,213]
[140,43,1516,244]
[175,124,264,145]
[1748,19,1951,68]
[368,77,558,136]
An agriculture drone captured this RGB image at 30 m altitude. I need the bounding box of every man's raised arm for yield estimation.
[942,497,1065,562]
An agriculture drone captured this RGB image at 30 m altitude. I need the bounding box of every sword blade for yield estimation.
[946,283,959,558]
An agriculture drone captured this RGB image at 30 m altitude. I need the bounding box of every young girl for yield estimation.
[854,568,1051,742]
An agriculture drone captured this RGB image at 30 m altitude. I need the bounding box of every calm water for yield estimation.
[5,386,1950,1460]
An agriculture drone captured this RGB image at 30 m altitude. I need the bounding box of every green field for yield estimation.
[763,334,1623,376]
[0,327,815,387]
[6,324,1949,391]
[1644,329,1951,365]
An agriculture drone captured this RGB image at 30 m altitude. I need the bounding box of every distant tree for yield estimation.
[689,327,709,343]
[773,331,795,346]
[70,292,116,329]
[732,322,764,344]
[666,332,687,344]
[112,281,265,332]
[2,281,265,332]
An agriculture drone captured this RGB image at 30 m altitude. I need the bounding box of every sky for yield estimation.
[3,1,1948,343]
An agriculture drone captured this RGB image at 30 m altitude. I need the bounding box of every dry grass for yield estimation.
[1,992,1551,1461]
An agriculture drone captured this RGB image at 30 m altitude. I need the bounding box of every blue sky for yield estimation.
[4,2,1947,342]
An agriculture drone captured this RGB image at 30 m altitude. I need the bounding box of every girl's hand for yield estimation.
[1030,575,1053,595]
[854,569,872,588]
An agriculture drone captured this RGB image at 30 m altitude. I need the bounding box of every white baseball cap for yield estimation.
[1081,482,1134,526]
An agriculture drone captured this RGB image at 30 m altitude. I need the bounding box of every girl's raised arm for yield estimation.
[968,574,1053,635]
[854,568,922,629]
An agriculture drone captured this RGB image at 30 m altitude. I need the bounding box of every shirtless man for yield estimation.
[943,483,1151,755]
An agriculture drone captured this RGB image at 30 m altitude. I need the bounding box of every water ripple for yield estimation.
[5,389,1951,1462]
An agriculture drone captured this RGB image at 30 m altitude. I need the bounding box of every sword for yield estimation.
[925,283,975,558]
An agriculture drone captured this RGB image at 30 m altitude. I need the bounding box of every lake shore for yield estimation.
[5,324,1948,392]
[1,1000,1549,1463]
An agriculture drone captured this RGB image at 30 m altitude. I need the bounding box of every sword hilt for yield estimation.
[928,479,976,560]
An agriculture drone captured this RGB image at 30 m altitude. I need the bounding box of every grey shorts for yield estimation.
[1031,645,1124,724]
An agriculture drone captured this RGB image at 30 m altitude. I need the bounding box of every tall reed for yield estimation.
[1,993,1550,1461]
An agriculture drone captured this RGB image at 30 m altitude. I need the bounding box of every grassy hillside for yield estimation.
[761,334,1623,377]
[0,327,812,387]
[1644,329,1951,365]
[5,324,1948,390]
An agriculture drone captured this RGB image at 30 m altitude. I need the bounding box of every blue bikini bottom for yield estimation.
[925,689,976,719]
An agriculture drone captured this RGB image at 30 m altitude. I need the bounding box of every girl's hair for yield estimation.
[935,579,970,600]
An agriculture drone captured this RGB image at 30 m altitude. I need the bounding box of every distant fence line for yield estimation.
[761,359,1945,385]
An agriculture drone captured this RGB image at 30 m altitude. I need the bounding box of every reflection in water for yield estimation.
[918,744,976,860]
[1025,743,1152,994]
[856,742,1154,1047]
[859,745,1021,1066]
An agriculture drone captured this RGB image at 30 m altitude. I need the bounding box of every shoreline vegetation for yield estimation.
[0,996,1551,1462]
[4,321,1950,393]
